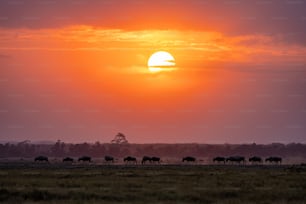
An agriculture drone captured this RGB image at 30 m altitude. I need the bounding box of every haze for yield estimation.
[0,0,306,143]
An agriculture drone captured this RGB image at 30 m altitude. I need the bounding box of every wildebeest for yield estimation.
[78,156,91,162]
[124,156,137,164]
[226,156,245,164]
[62,157,74,162]
[142,156,152,164]
[34,156,48,162]
[104,156,114,163]
[213,157,226,164]
[249,156,262,164]
[151,156,161,164]
[182,156,196,162]
[265,157,282,164]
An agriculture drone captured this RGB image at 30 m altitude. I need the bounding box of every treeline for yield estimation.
[0,141,306,159]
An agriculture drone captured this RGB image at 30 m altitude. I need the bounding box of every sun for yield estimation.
[147,51,176,73]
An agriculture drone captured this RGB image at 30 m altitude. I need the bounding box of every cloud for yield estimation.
[0,0,305,44]
[0,25,306,74]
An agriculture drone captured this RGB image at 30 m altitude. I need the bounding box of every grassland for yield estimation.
[0,163,305,204]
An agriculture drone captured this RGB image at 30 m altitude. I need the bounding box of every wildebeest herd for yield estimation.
[213,156,282,164]
[33,155,283,165]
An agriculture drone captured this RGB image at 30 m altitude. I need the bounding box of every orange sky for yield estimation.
[1,1,306,143]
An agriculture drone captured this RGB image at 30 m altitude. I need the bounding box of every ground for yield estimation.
[0,163,305,204]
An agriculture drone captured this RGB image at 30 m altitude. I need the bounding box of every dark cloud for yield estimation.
[0,0,305,42]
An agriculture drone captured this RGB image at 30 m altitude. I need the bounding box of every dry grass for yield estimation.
[0,164,305,204]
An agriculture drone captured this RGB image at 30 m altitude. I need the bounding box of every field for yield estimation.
[0,163,306,204]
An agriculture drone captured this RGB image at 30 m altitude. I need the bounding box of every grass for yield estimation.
[0,164,305,203]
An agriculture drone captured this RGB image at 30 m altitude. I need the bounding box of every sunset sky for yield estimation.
[1,0,306,143]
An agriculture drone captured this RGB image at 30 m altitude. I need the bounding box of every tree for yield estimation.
[111,132,128,144]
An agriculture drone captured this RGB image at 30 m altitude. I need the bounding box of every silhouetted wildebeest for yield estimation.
[124,156,137,164]
[34,156,48,162]
[151,156,161,164]
[213,157,226,164]
[78,156,91,162]
[104,156,114,163]
[226,156,245,164]
[265,157,282,164]
[249,156,262,164]
[182,156,196,162]
[62,157,74,162]
[142,156,152,164]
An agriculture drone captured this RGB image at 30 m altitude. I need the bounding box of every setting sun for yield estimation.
[148,51,176,73]
[1,1,305,144]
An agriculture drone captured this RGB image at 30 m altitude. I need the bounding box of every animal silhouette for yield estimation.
[104,156,114,163]
[265,157,282,164]
[78,156,91,162]
[226,156,245,164]
[34,156,48,162]
[124,156,137,164]
[62,157,74,162]
[182,156,196,162]
[142,156,152,164]
[151,157,161,164]
[249,156,262,163]
[213,157,226,164]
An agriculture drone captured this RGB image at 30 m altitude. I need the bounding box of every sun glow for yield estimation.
[148,51,176,73]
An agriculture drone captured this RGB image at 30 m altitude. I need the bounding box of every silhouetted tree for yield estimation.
[111,132,128,144]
